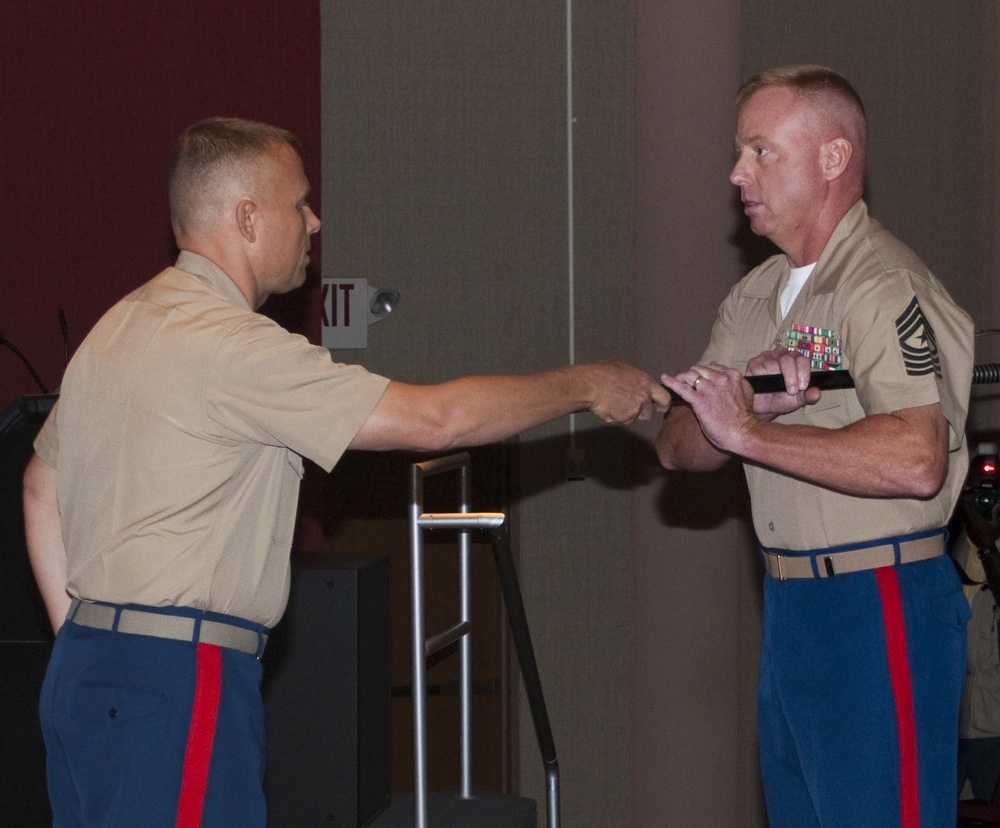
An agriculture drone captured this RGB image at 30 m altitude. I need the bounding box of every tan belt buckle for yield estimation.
[772,553,785,581]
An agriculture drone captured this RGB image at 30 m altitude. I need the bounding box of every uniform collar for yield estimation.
[737,200,869,326]
[808,199,870,295]
[175,250,253,311]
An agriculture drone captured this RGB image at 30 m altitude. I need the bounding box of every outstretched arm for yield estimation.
[23,453,70,633]
[350,361,671,452]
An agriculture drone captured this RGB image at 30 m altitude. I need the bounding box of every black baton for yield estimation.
[664,370,855,399]
[664,363,1000,399]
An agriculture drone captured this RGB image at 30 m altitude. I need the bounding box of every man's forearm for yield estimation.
[351,362,670,452]
[23,453,70,633]
[728,404,949,499]
[654,405,731,472]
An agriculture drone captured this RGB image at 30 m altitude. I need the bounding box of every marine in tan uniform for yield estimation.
[657,65,973,827]
[22,117,671,828]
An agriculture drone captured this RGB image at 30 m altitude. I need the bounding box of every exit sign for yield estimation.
[321,278,368,349]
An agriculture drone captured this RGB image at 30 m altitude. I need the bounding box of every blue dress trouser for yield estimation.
[40,608,268,828]
[758,555,969,827]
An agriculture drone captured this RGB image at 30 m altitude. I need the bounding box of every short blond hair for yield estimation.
[737,64,867,153]
[168,117,301,232]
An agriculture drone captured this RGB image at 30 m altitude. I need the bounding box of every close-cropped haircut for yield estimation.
[736,63,868,191]
[168,117,301,225]
[737,65,865,116]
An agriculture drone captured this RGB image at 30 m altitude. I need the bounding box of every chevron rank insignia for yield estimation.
[895,297,941,377]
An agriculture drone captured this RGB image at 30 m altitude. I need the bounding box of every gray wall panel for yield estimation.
[740,0,995,326]
[321,3,635,826]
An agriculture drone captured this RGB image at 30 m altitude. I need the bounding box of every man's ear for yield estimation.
[822,138,853,182]
[235,199,257,243]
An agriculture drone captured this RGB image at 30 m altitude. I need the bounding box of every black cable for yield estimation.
[0,331,49,394]
[973,363,1000,386]
[58,308,69,367]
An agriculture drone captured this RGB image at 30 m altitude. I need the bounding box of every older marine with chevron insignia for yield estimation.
[657,65,974,828]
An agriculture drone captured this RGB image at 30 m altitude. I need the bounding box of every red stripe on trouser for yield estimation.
[876,567,919,828]
[175,643,223,828]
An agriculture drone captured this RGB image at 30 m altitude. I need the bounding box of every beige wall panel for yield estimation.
[634,0,996,825]
[632,0,757,824]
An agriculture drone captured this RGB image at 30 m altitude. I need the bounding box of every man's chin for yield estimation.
[290,268,310,290]
[271,273,308,298]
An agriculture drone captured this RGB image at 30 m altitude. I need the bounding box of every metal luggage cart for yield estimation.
[373,451,559,828]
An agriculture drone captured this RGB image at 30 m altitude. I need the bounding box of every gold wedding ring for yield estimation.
[693,376,702,390]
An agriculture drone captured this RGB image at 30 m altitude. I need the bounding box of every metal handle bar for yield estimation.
[409,453,560,828]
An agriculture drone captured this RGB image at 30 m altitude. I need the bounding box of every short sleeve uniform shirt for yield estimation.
[700,201,974,550]
[35,252,390,626]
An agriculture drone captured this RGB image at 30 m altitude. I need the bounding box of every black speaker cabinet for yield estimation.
[263,551,391,827]
[0,394,57,642]
[0,641,52,826]
[0,395,56,826]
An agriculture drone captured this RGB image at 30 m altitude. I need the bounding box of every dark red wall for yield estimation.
[0,1,322,404]
[1,1,324,547]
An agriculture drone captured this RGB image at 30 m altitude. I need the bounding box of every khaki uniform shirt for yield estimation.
[701,201,974,550]
[35,252,390,626]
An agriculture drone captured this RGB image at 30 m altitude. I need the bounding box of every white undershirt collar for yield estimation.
[780,262,817,318]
